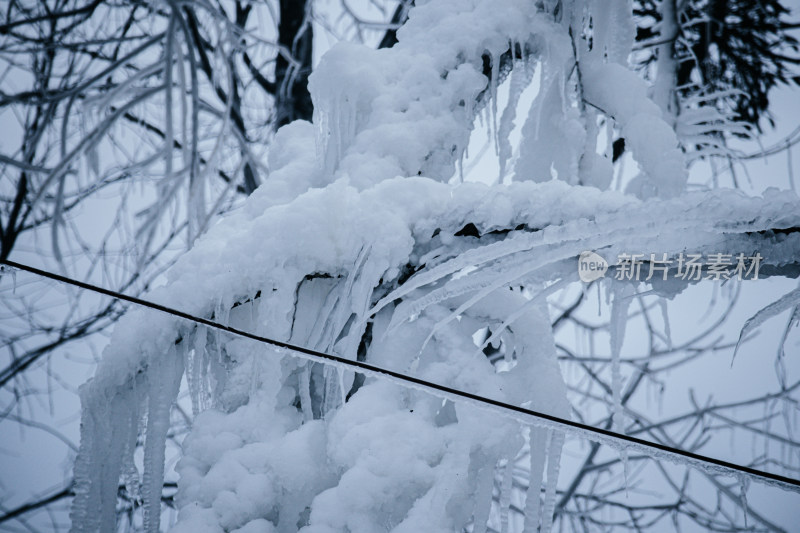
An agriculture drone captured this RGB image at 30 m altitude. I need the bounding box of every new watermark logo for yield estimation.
[578,252,763,282]
[578,251,609,282]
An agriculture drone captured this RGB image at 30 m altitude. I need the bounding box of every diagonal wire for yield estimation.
[2,258,799,492]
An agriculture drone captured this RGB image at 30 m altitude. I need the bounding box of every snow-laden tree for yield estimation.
[64,0,800,532]
[0,1,401,525]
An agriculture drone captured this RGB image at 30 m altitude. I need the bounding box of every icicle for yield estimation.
[321,365,343,416]
[141,349,184,533]
[471,460,495,533]
[658,299,672,350]
[498,49,532,180]
[523,427,548,533]
[190,326,208,415]
[610,285,632,433]
[101,394,134,531]
[610,284,633,490]
[69,393,98,532]
[216,295,232,328]
[540,431,564,533]
[70,380,142,533]
[182,338,196,411]
[299,363,314,422]
[122,460,141,505]
[193,326,212,413]
[499,457,514,533]
[373,206,649,320]
[490,51,500,155]
[338,366,347,406]
[120,396,143,505]
[379,244,540,332]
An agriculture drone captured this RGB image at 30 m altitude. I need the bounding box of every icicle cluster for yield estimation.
[69,173,800,533]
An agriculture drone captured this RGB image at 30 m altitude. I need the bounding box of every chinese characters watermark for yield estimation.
[578,252,762,282]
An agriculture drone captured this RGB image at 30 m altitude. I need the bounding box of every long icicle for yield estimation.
[540,430,565,533]
[610,284,633,489]
[523,427,549,533]
[142,347,184,533]
[499,456,515,533]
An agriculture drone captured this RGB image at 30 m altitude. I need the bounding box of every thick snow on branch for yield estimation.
[71,170,800,533]
[311,0,544,188]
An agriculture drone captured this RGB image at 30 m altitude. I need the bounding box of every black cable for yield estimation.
[2,257,799,491]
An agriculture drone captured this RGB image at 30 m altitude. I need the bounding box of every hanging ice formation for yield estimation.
[70,1,800,533]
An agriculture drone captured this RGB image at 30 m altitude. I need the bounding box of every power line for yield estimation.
[2,257,799,492]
